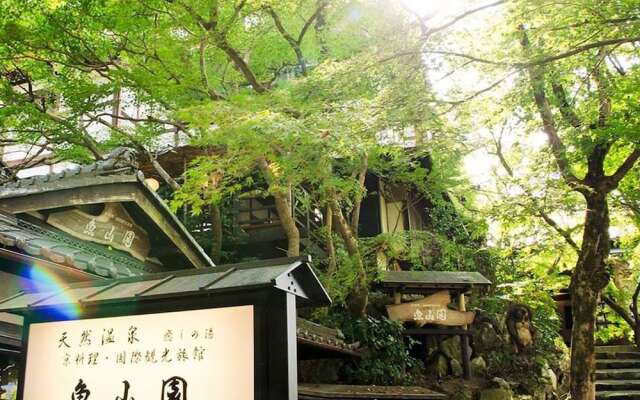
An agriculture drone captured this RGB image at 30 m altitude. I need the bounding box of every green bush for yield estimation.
[339,316,423,385]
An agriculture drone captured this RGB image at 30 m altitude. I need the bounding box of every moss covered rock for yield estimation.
[479,388,513,400]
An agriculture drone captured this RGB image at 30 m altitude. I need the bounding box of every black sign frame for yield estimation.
[17,288,298,400]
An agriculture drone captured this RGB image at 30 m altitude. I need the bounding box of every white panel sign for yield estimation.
[23,305,254,400]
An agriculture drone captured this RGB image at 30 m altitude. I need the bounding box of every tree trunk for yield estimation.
[569,192,611,400]
[331,196,368,317]
[214,35,267,93]
[325,204,337,275]
[257,157,300,257]
[350,154,368,236]
[209,204,223,263]
[314,0,328,58]
[273,190,300,257]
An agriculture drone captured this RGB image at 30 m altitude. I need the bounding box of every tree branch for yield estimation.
[350,154,368,235]
[423,0,506,38]
[411,36,640,68]
[265,7,307,75]
[605,147,640,190]
[176,0,267,92]
[602,295,636,327]
[198,38,225,100]
[298,0,328,44]
[593,49,612,128]
[520,27,584,191]
[551,83,582,128]
[537,211,580,252]
[491,125,579,252]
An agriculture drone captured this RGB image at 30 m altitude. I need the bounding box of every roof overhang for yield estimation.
[0,257,331,315]
[378,270,492,295]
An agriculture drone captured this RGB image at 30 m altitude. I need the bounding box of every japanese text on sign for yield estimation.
[23,306,254,400]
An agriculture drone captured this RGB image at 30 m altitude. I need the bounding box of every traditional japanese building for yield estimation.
[136,144,436,262]
[0,149,366,399]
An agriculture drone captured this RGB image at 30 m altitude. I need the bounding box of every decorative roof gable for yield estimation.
[0,148,213,270]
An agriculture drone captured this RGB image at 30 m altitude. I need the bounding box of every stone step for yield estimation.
[598,381,640,391]
[596,345,639,359]
[597,345,638,353]
[598,352,640,360]
[598,360,640,369]
[596,391,640,400]
[597,370,640,380]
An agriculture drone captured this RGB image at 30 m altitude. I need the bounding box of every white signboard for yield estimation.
[23,305,254,400]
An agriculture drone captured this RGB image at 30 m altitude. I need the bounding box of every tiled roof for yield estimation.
[0,212,147,278]
[0,147,214,269]
[0,147,138,197]
[298,384,446,399]
[296,318,361,357]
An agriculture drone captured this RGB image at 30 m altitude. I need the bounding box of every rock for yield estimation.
[542,367,557,392]
[440,336,471,364]
[441,336,462,362]
[473,310,505,354]
[424,335,440,358]
[491,377,511,390]
[471,356,487,376]
[451,359,463,377]
[531,389,545,400]
[426,354,449,377]
[479,388,513,400]
[552,341,570,394]
[450,388,474,400]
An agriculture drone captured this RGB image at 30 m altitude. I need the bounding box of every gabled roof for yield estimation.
[0,212,147,278]
[0,257,331,314]
[0,148,213,269]
[378,270,491,294]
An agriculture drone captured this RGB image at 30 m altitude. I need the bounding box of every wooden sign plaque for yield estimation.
[47,203,151,261]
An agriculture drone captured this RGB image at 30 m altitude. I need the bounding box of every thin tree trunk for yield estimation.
[350,154,368,236]
[209,203,223,263]
[330,195,368,316]
[631,284,640,349]
[216,39,267,93]
[273,191,300,257]
[315,0,328,58]
[326,203,337,275]
[569,193,611,400]
[257,157,300,257]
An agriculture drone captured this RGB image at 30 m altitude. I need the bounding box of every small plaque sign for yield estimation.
[386,290,476,327]
[47,203,151,261]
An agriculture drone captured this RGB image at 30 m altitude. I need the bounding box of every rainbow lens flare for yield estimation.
[23,266,81,320]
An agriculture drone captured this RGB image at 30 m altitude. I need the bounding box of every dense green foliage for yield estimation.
[2,0,639,394]
[339,316,422,385]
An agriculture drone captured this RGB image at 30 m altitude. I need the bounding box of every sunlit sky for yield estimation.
[399,0,504,187]
[399,0,469,20]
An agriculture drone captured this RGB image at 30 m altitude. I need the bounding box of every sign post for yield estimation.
[0,258,330,400]
[23,306,254,400]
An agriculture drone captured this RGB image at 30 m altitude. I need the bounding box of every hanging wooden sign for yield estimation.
[386,290,476,327]
[47,203,150,261]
